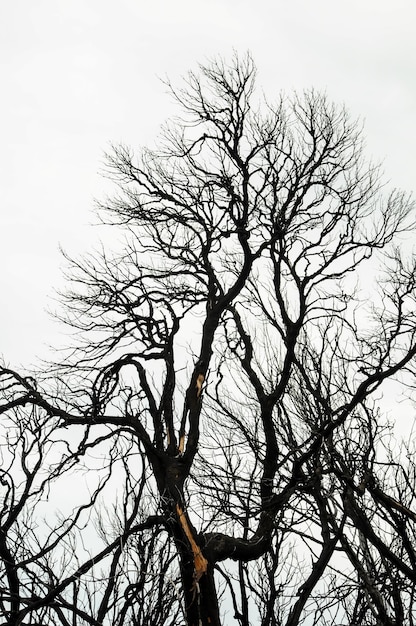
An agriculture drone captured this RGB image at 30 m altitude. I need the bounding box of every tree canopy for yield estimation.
[1,54,416,626]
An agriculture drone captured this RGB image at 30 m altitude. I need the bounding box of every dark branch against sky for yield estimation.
[1,0,415,365]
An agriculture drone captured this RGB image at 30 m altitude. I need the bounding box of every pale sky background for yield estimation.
[1,0,415,367]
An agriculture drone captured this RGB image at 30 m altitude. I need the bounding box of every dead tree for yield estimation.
[1,54,415,625]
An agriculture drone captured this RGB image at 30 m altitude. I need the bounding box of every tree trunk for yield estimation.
[171,505,222,626]
[177,546,221,626]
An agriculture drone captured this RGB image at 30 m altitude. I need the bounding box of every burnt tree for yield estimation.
[1,54,416,625]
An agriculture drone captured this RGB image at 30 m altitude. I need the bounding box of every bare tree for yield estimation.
[1,53,416,625]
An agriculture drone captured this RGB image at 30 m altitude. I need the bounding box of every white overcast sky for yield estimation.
[1,0,415,367]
